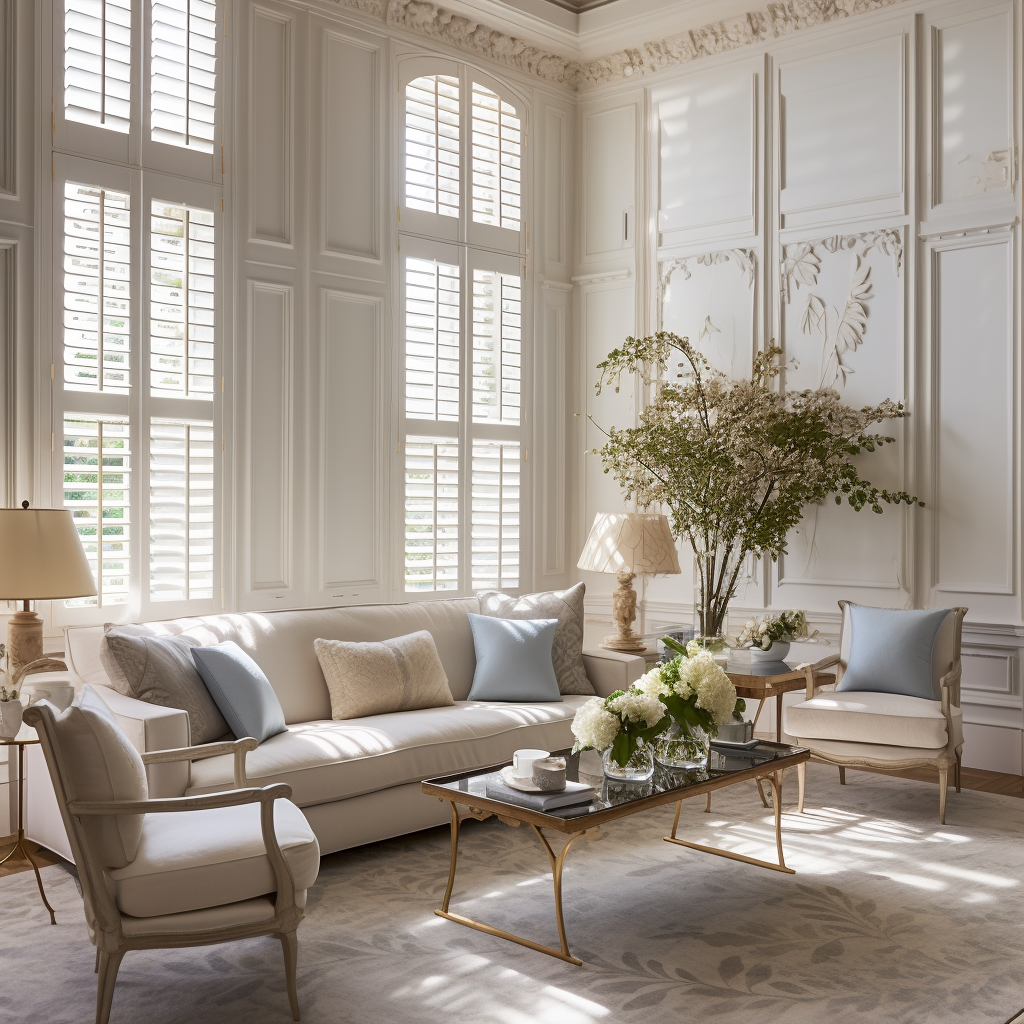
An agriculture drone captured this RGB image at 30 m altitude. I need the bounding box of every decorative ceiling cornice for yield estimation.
[334,0,913,91]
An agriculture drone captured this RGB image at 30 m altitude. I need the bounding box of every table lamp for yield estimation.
[577,512,680,653]
[0,502,97,677]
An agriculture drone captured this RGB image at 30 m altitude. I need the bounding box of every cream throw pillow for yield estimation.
[314,631,455,720]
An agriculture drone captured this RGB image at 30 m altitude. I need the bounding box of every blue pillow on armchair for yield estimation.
[467,614,563,703]
[835,605,954,701]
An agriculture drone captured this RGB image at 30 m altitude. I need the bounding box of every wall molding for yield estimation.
[571,267,632,285]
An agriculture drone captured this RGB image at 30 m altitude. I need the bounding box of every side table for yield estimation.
[1,725,57,924]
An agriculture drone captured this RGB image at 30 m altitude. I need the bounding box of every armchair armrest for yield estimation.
[797,653,841,699]
[582,649,647,698]
[939,660,962,716]
[140,737,258,788]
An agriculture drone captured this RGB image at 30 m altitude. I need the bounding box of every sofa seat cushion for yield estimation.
[109,798,320,918]
[186,697,592,806]
[786,690,962,749]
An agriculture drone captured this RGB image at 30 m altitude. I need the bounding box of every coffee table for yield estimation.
[421,742,810,965]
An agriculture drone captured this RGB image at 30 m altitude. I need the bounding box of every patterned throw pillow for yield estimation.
[314,630,455,720]
[477,583,593,695]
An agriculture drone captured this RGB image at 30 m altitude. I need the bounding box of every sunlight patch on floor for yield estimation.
[871,870,945,891]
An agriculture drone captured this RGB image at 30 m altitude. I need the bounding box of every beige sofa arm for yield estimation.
[582,649,647,698]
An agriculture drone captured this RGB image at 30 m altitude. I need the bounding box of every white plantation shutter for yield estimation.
[471,83,521,232]
[472,269,521,425]
[151,0,218,153]
[470,441,520,590]
[63,415,131,606]
[404,75,460,219]
[404,437,459,592]
[64,0,132,133]
[150,201,216,397]
[62,182,131,393]
[150,419,215,601]
[404,256,460,421]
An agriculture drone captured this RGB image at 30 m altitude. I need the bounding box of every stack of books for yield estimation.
[484,776,595,812]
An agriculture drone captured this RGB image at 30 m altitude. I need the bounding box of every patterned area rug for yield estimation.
[3,764,1024,1024]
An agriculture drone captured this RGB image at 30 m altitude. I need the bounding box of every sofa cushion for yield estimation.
[478,583,593,695]
[467,614,562,702]
[186,697,592,805]
[52,686,148,868]
[191,642,288,744]
[314,631,455,720]
[836,605,954,700]
[785,690,961,750]
[102,629,231,744]
[109,798,319,918]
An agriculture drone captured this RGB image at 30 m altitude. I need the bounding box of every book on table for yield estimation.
[483,776,595,812]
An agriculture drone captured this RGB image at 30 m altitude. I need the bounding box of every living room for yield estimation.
[1,0,1023,1021]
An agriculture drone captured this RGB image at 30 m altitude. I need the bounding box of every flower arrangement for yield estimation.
[571,688,670,768]
[735,610,818,651]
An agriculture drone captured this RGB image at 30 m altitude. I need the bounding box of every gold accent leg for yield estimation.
[3,745,56,923]
[769,771,787,870]
[776,693,783,743]
[704,792,712,813]
[938,768,948,825]
[23,839,57,925]
[797,760,806,813]
[434,800,585,965]
[755,779,770,808]
[670,799,683,839]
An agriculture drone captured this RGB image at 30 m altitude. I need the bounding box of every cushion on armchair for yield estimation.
[51,685,149,868]
[835,605,955,701]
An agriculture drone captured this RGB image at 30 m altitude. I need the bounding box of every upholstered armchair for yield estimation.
[24,687,320,1024]
[785,602,968,823]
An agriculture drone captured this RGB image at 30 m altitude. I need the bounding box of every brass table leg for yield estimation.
[664,772,796,875]
[434,800,585,965]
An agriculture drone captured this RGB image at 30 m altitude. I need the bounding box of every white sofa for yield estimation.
[27,597,644,861]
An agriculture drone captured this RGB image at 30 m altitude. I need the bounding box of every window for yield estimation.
[399,60,526,598]
[64,0,133,133]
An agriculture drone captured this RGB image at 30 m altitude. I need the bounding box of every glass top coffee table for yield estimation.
[421,742,809,966]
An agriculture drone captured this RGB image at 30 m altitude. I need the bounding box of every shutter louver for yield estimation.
[150,419,215,601]
[472,269,521,425]
[150,201,216,397]
[63,182,131,393]
[63,415,131,606]
[471,83,521,232]
[405,256,460,422]
[64,0,132,133]
[405,437,459,592]
[405,75,460,219]
[470,441,520,591]
[151,0,218,153]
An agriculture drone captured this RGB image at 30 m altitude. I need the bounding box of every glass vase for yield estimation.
[602,742,655,782]
[692,540,743,640]
[654,721,710,769]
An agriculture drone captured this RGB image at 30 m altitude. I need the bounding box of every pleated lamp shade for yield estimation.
[577,512,681,576]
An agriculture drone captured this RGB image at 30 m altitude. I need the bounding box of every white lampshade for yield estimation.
[577,512,681,576]
[0,507,97,600]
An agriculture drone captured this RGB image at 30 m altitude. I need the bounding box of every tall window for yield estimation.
[399,61,526,595]
[55,2,221,619]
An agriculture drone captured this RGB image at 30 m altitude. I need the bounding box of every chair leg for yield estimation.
[938,768,948,825]
[279,930,300,1022]
[797,761,806,814]
[838,766,846,786]
[94,947,100,973]
[95,949,124,1024]
[955,751,962,793]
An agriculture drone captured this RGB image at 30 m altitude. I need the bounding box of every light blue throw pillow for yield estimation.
[836,605,952,701]
[467,614,563,703]
[191,642,287,744]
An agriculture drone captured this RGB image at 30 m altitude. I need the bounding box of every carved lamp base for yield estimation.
[600,570,648,654]
[8,607,45,679]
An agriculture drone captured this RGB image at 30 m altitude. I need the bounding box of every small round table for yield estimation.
[1,725,57,924]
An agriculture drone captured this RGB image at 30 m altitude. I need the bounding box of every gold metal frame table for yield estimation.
[1,724,57,924]
[422,743,809,966]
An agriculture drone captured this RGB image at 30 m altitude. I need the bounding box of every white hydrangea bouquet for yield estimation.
[571,687,670,769]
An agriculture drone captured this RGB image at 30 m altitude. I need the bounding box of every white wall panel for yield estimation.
[319,289,381,593]
[933,236,1014,598]
[655,66,756,245]
[247,282,293,590]
[544,108,567,272]
[0,0,12,197]
[250,7,292,245]
[582,104,636,260]
[780,36,904,227]
[317,28,379,261]
[962,648,1015,699]
[537,297,567,578]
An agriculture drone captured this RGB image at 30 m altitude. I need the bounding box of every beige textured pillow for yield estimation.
[477,583,593,695]
[314,631,455,720]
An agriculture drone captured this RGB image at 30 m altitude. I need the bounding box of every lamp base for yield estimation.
[599,633,648,654]
[599,570,648,655]
[8,610,44,678]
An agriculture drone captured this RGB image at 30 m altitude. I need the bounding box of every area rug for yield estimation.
[3,765,1024,1024]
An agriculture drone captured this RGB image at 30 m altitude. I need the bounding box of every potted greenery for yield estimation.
[736,609,817,662]
[595,333,921,643]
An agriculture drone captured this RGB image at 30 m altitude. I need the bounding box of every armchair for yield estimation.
[24,689,320,1024]
[785,602,968,823]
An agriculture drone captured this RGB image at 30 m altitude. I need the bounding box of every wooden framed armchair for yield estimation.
[784,602,968,823]
[24,687,320,1024]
